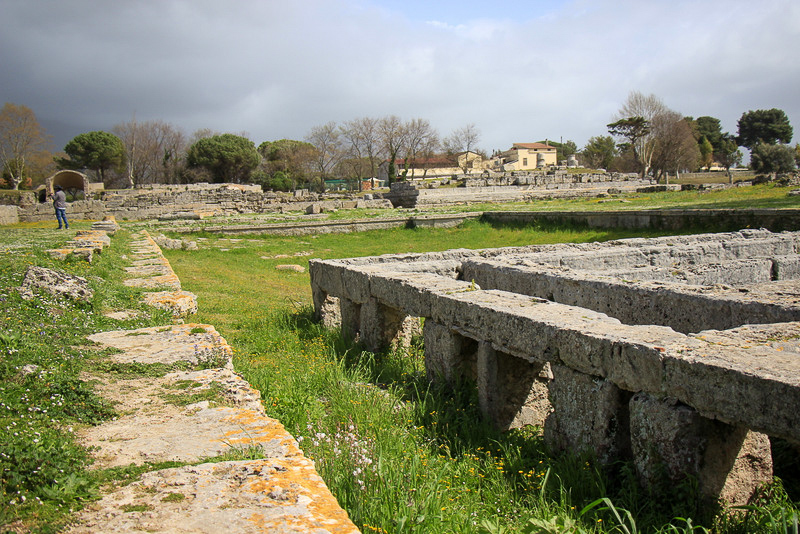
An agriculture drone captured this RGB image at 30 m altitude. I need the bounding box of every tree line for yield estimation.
[592,91,796,182]
[0,106,483,192]
[0,95,797,191]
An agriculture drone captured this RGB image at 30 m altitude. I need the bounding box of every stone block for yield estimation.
[772,255,800,280]
[19,265,93,302]
[543,365,631,464]
[143,290,199,318]
[630,393,772,507]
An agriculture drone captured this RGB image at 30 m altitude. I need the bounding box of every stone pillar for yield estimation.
[629,393,773,507]
[423,321,477,384]
[477,342,552,431]
[358,297,419,352]
[312,287,341,329]
[543,365,631,464]
[339,298,361,341]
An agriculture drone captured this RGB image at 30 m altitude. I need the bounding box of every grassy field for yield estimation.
[1,183,799,532]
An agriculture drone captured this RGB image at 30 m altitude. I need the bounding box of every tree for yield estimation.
[186,133,259,183]
[693,116,724,151]
[581,136,618,170]
[609,92,668,179]
[608,91,669,179]
[650,112,701,182]
[305,122,344,190]
[57,131,126,184]
[113,118,186,186]
[400,118,439,178]
[443,123,482,174]
[607,116,651,178]
[750,143,796,179]
[378,115,408,184]
[737,109,793,149]
[716,134,742,183]
[258,139,317,190]
[698,136,714,170]
[0,103,52,190]
[339,117,381,188]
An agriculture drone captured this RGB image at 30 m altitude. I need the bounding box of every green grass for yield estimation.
[0,222,172,532]
[162,217,800,533]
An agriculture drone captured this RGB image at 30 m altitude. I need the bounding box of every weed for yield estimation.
[161,382,226,407]
[161,492,185,503]
[120,503,154,513]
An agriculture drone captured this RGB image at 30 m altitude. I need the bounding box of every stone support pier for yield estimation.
[358,298,419,351]
[630,393,773,506]
[339,298,361,341]
[544,365,632,464]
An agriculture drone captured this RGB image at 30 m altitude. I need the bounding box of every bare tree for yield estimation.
[400,118,439,178]
[378,115,408,184]
[339,117,381,188]
[114,119,187,186]
[650,111,701,183]
[305,121,344,191]
[0,103,52,189]
[443,123,481,173]
[611,91,668,179]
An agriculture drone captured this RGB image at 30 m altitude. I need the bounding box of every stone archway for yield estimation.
[46,170,90,200]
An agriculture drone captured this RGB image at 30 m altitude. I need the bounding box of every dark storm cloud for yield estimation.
[1,0,798,151]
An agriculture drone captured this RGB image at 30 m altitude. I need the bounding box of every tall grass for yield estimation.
[164,220,800,533]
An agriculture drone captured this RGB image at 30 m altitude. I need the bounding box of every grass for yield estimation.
[160,214,800,533]
[0,222,174,532]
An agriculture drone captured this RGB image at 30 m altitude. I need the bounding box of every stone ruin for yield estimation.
[384,171,657,208]
[309,229,800,508]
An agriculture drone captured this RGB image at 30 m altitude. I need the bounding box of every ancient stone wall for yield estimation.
[12,183,390,222]
[483,209,800,233]
[309,229,800,508]
[385,173,655,208]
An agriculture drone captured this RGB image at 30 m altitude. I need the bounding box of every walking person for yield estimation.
[51,185,68,229]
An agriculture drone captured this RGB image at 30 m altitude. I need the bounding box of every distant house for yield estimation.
[489,143,557,172]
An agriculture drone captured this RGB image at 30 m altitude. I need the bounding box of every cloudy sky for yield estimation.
[1,0,798,154]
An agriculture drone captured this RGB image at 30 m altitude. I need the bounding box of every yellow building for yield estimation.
[490,143,557,171]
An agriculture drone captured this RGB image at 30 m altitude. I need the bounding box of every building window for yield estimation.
[523,158,528,166]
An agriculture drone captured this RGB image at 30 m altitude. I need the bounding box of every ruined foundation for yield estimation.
[309,229,800,507]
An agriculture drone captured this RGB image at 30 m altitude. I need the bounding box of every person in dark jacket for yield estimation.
[51,185,68,229]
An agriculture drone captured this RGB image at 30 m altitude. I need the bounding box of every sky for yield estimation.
[1,0,799,155]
